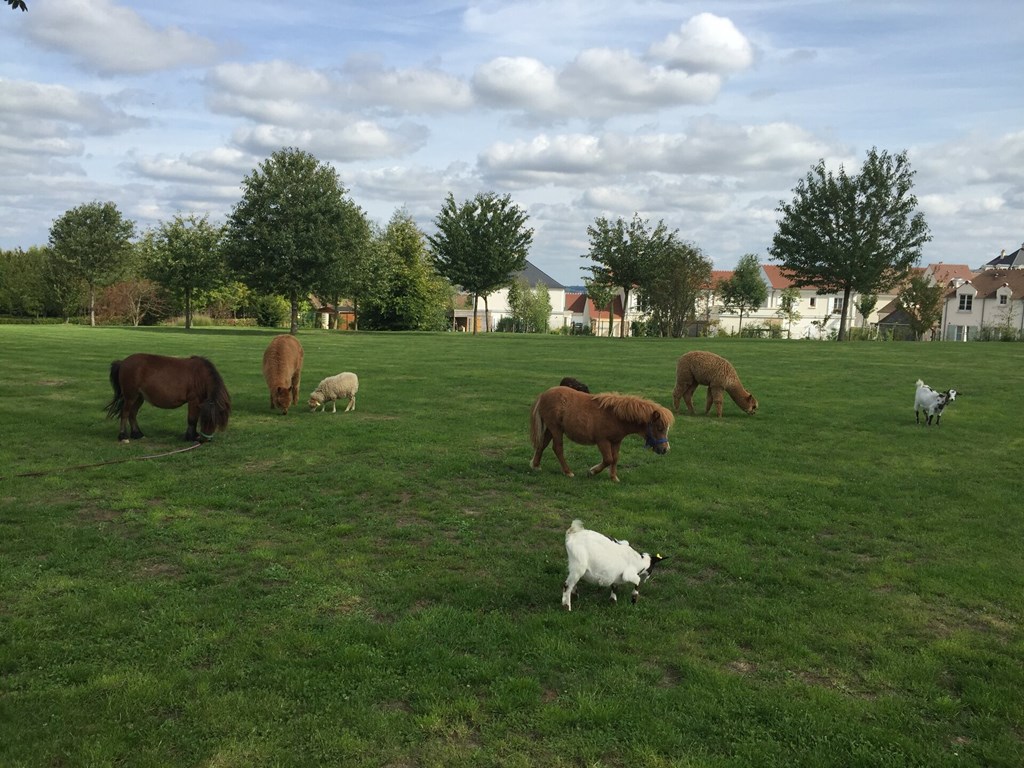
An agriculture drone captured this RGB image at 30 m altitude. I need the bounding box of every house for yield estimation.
[981,244,1024,271]
[450,260,570,332]
[941,269,1024,341]
[565,291,626,336]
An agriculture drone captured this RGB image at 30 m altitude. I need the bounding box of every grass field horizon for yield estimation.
[1,326,1022,767]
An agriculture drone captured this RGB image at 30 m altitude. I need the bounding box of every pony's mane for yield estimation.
[592,392,675,427]
[192,355,231,431]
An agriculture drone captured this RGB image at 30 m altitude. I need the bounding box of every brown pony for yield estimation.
[105,353,231,443]
[530,386,674,482]
[262,334,304,415]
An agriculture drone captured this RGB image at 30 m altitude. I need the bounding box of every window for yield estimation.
[833,297,843,314]
[999,294,1008,305]
[808,297,816,309]
[958,294,973,311]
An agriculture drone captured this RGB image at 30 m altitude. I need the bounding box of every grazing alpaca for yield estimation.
[309,372,359,413]
[530,386,674,482]
[915,379,958,425]
[562,519,665,611]
[672,350,757,417]
[262,334,304,415]
[559,376,590,393]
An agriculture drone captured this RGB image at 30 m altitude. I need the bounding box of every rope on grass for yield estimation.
[1,441,205,480]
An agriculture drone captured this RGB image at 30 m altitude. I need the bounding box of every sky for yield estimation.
[1,0,1022,286]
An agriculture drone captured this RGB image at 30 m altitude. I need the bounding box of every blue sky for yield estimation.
[2,0,1022,285]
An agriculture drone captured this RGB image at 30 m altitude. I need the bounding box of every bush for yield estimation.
[251,295,289,328]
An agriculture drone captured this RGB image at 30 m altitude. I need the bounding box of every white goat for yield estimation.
[915,379,958,426]
[562,519,665,611]
[308,372,359,413]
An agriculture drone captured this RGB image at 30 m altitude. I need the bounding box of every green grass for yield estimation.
[1,326,1022,767]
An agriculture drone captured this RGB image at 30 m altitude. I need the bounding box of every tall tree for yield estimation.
[48,201,135,326]
[362,210,451,331]
[584,214,674,338]
[583,277,616,337]
[0,247,49,317]
[146,214,226,330]
[897,274,944,340]
[718,254,767,334]
[225,147,360,334]
[429,192,533,334]
[769,147,931,341]
[638,240,713,337]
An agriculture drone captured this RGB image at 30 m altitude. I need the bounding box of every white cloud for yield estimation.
[26,0,220,76]
[648,13,755,74]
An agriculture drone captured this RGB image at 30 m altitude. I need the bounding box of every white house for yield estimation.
[450,261,570,332]
[941,269,1024,341]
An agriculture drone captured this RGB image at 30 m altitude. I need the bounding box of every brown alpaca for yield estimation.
[672,351,757,417]
[262,334,304,415]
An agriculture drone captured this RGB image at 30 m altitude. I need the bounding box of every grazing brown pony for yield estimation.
[262,334,304,415]
[530,386,674,482]
[105,354,231,443]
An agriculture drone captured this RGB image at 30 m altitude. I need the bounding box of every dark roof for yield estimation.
[517,260,565,290]
[983,244,1024,270]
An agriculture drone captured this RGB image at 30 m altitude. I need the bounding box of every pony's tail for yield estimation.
[529,396,545,451]
[104,360,124,419]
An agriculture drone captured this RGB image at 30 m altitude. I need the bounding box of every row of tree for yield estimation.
[2,145,933,340]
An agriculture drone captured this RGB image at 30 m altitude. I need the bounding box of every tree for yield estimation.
[507,277,551,333]
[362,210,451,331]
[225,147,361,334]
[583,277,616,337]
[637,240,713,337]
[776,286,802,339]
[718,254,767,334]
[897,274,944,340]
[48,201,135,326]
[769,147,931,341]
[584,214,674,338]
[146,214,226,330]
[855,292,878,331]
[0,247,49,317]
[315,203,373,330]
[429,192,533,334]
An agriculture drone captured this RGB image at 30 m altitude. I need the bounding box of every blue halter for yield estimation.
[644,423,669,450]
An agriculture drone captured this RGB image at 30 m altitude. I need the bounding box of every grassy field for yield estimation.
[1,326,1022,768]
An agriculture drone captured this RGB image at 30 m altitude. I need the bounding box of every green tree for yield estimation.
[145,214,226,330]
[48,201,135,326]
[769,147,931,341]
[225,147,361,334]
[362,210,451,331]
[638,240,713,337]
[507,277,551,333]
[897,274,944,341]
[584,214,674,338]
[776,286,802,339]
[718,254,767,334]
[583,277,617,337]
[855,292,878,332]
[429,192,533,334]
[0,247,50,317]
[315,203,374,330]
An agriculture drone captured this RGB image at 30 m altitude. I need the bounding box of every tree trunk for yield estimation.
[290,296,299,335]
[738,308,744,334]
[89,286,96,327]
[472,294,479,335]
[837,286,852,341]
[352,297,359,331]
[483,295,491,332]
[185,287,192,331]
[620,289,629,338]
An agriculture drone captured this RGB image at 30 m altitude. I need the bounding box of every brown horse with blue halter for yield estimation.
[105,353,231,443]
[529,386,673,482]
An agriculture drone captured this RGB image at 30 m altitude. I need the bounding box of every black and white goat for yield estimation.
[562,519,664,611]
[915,379,958,426]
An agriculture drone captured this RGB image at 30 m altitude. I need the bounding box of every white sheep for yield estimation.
[308,372,359,413]
[562,519,665,611]
[915,379,958,426]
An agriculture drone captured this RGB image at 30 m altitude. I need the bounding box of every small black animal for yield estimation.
[559,377,590,393]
